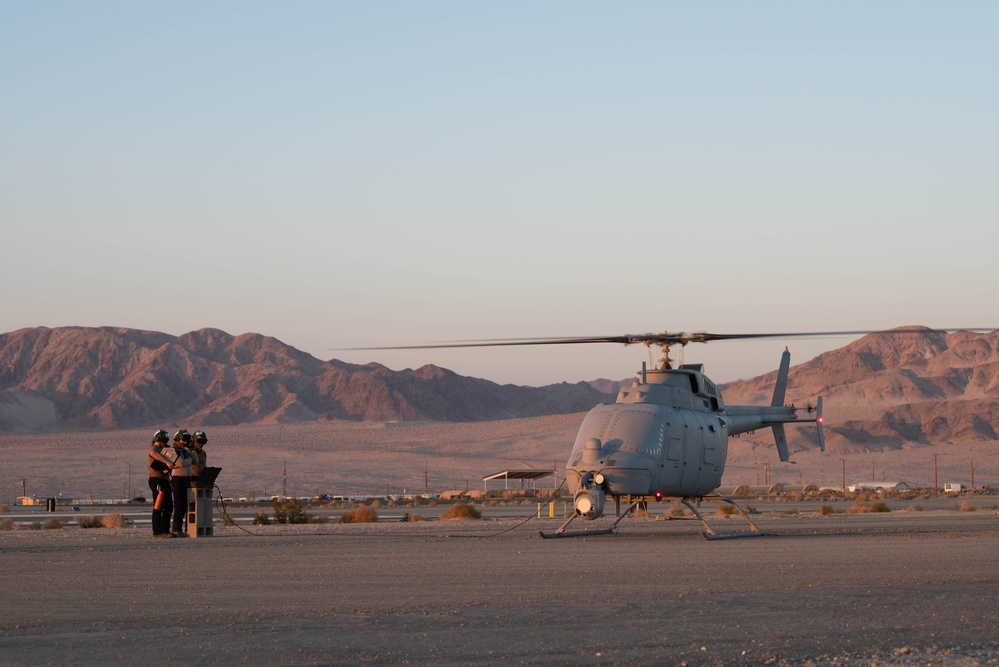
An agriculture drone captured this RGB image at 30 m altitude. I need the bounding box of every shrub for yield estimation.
[43,517,63,530]
[716,504,737,516]
[253,512,271,526]
[273,498,312,524]
[0,505,8,512]
[904,503,926,512]
[339,506,378,523]
[77,515,104,528]
[0,518,16,531]
[440,503,481,521]
[819,505,834,516]
[369,499,382,509]
[849,499,890,514]
[102,514,126,529]
[222,513,237,526]
[958,501,979,512]
[666,506,689,518]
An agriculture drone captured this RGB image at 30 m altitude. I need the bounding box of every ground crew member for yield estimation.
[147,429,174,538]
[169,429,194,536]
[191,430,208,477]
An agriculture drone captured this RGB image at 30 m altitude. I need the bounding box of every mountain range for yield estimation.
[0,326,620,433]
[1,326,998,451]
[720,327,999,450]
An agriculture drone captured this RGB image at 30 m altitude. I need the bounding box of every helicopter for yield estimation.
[361,327,994,539]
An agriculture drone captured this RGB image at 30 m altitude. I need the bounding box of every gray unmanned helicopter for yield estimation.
[365,327,991,539]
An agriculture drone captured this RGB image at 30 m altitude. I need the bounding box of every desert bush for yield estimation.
[428,500,438,507]
[0,518,14,531]
[0,505,8,512]
[957,501,979,512]
[716,504,737,516]
[369,499,382,509]
[43,517,63,529]
[222,513,237,526]
[848,498,892,514]
[904,503,926,512]
[26,521,42,530]
[440,503,482,521]
[77,515,104,528]
[819,505,834,516]
[339,506,378,523]
[666,506,689,518]
[253,512,271,526]
[273,498,313,524]
[102,514,126,529]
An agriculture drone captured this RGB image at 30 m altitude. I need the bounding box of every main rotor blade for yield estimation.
[347,336,637,351]
[347,327,996,351]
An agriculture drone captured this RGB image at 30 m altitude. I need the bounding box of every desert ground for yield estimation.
[2,416,996,504]
[1,509,998,666]
[2,418,999,665]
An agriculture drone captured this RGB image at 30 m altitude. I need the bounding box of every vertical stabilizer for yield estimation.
[771,348,790,407]
[816,396,825,451]
[772,424,790,462]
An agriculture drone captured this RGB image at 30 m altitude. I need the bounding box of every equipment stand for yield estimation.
[187,486,214,538]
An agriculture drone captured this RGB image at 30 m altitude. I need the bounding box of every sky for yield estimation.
[2,2,997,386]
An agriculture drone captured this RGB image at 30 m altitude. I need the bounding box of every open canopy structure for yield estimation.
[483,470,554,491]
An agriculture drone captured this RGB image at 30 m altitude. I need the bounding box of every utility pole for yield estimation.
[283,459,287,499]
[872,460,875,482]
[840,459,846,492]
[127,464,132,500]
[971,460,975,492]
[933,454,939,493]
[424,460,429,497]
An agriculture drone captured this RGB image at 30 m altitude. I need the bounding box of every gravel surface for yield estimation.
[2,510,998,665]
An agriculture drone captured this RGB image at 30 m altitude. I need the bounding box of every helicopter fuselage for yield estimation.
[564,361,818,520]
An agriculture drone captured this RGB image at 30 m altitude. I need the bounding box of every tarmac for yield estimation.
[1,509,998,666]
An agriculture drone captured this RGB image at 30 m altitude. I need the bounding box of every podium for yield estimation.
[186,467,221,538]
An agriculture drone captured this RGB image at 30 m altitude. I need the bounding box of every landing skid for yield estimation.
[538,502,640,539]
[538,496,764,540]
[673,497,765,540]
